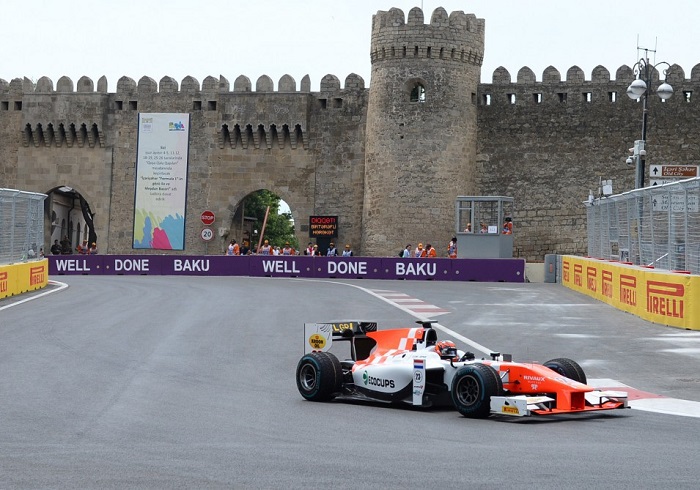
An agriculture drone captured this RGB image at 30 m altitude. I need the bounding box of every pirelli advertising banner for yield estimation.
[133,113,190,250]
[0,259,48,300]
[561,255,700,330]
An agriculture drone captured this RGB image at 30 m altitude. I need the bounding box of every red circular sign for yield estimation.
[201,210,215,226]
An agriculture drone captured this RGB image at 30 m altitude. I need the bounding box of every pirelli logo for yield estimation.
[0,271,7,293]
[602,270,613,298]
[562,260,570,282]
[573,264,583,287]
[647,281,684,319]
[30,265,45,286]
[619,275,637,307]
[586,267,597,293]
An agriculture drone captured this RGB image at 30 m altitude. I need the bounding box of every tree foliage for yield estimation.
[244,190,297,249]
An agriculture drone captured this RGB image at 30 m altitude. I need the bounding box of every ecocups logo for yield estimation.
[169,121,186,131]
[362,372,395,389]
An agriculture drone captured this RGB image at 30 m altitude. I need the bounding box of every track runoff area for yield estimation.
[5,277,699,419]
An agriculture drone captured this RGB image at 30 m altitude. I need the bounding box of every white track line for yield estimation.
[0,280,68,311]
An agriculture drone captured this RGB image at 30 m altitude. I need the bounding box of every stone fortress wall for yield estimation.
[1,6,699,260]
[478,62,700,257]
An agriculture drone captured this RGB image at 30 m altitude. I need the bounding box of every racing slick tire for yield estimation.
[543,358,587,385]
[296,352,343,402]
[450,364,503,419]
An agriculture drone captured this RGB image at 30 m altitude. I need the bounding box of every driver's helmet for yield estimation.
[435,340,458,359]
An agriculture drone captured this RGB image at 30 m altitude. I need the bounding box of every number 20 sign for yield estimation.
[201,228,214,241]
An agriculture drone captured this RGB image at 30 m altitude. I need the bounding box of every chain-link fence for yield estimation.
[586,177,700,274]
[0,188,47,264]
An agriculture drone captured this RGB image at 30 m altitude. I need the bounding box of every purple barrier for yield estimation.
[449,258,526,282]
[382,258,452,280]
[48,255,526,282]
[249,256,316,278]
[312,257,379,279]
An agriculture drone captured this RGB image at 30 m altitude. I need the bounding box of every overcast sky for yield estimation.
[2,1,697,90]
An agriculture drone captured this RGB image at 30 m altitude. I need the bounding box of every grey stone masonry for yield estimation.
[1,7,700,260]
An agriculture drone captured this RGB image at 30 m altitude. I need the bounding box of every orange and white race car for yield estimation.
[296,321,628,418]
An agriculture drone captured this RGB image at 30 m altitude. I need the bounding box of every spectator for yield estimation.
[76,239,88,254]
[414,243,426,258]
[50,239,62,255]
[88,242,98,255]
[447,237,457,258]
[479,222,488,234]
[282,242,295,256]
[503,217,513,234]
[464,223,472,233]
[259,239,273,255]
[425,244,437,258]
[311,244,321,256]
[226,239,240,256]
[342,244,354,257]
[273,246,281,256]
[60,236,72,254]
[402,244,411,258]
[304,242,313,255]
[240,240,250,256]
[326,242,338,257]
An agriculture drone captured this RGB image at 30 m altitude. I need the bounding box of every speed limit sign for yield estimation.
[201,228,214,241]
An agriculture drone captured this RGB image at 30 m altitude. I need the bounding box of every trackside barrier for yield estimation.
[48,255,526,282]
[0,259,49,300]
[561,255,700,330]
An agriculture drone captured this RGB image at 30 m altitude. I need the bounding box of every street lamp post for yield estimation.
[625,50,673,188]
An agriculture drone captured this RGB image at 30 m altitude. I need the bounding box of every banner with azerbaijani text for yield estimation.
[133,113,190,250]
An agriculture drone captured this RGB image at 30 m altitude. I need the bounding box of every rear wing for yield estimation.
[303,321,378,355]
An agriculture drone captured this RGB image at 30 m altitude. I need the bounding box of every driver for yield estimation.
[435,340,458,360]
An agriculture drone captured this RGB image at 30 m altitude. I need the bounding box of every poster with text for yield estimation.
[133,113,190,250]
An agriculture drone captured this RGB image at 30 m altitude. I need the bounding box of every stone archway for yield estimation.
[45,185,97,255]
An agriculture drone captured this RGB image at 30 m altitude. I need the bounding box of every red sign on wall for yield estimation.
[201,210,215,226]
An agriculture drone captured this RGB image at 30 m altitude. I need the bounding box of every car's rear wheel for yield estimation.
[296,352,342,401]
[451,364,503,418]
[543,357,587,385]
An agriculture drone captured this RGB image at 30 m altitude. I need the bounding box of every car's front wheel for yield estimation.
[450,364,503,418]
[296,352,342,401]
[543,357,587,384]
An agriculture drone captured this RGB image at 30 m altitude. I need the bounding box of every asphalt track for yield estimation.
[1,276,699,489]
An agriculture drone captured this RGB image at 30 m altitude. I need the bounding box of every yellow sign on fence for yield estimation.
[562,255,699,330]
[0,259,48,300]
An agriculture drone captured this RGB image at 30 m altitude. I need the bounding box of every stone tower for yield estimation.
[362,7,485,256]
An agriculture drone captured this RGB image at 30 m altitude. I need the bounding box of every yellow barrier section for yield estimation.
[0,259,48,300]
[562,255,699,330]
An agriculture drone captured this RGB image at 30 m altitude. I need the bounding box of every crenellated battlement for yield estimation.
[370,7,485,66]
[479,63,700,108]
[485,63,700,85]
[0,73,366,96]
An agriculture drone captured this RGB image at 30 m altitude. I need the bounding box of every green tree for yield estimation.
[244,190,297,249]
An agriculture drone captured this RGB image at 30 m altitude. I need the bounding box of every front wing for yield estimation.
[490,390,629,417]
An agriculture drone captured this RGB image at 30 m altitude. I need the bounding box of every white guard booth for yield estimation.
[455,196,514,258]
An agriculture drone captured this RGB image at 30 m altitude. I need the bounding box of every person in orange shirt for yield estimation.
[425,244,437,258]
[414,243,426,258]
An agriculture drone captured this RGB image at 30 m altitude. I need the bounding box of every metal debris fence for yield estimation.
[586,177,700,274]
[0,188,47,264]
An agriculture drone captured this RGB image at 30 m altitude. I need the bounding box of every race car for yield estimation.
[296,320,628,418]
